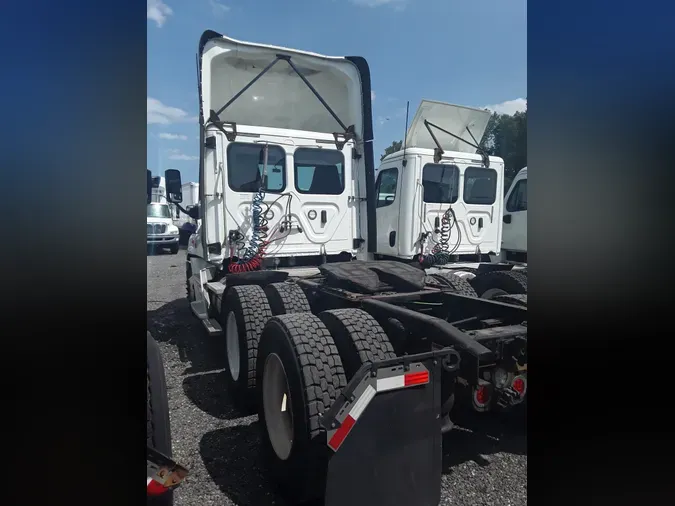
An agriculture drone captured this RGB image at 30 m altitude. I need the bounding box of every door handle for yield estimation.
[478,218,483,229]
[503,214,512,224]
[321,210,327,224]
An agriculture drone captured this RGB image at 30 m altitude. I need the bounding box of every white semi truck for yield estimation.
[373,100,527,302]
[147,175,180,254]
[157,30,527,506]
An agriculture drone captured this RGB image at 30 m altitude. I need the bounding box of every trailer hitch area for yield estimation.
[320,349,454,506]
[442,349,461,373]
[147,446,189,496]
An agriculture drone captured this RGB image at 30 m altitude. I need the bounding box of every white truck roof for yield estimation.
[404,100,492,154]
[200,33,365,139]
[380,147,504,165]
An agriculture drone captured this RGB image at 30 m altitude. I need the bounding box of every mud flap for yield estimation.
[321,349,458,506]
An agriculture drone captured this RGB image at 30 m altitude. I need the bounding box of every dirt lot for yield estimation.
[147,248,527,506]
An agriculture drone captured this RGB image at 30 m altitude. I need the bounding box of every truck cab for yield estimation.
[147,201,180,254]
[374,100,505,264]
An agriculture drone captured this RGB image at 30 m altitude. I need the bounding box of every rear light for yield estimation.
[512,375,527,396]
[475,386,488,404]
[472,383,491,411]
[147,478,169,496]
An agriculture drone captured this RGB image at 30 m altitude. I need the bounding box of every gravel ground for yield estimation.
[147,249,527,506]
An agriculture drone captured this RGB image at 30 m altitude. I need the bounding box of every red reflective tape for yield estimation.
[327,414,356,451]
[147,478,168,496]
[404,371,429,386]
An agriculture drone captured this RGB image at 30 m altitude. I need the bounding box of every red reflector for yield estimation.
[512,377,525,395]
[476,385,488,405]
[327,414,356,451]
[404,371,429,386]
[147,479,168,496]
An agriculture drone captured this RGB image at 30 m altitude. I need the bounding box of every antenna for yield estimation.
[402,100,410,167]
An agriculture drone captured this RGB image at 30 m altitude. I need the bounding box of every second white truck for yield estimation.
[374,100,527,302]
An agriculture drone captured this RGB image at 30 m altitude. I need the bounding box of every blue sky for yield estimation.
[147,0,527,183]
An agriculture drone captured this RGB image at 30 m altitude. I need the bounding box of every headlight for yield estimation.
[168,225,179,235]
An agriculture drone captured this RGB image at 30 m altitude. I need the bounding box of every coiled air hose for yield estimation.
[419,207,462,268]
[228,145,271,273]
[228,184,269,273]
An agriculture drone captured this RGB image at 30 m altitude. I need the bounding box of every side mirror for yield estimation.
[187,204,200,220]
[147,170,152,204]
[503,214,512,224]
[165,169,183,203]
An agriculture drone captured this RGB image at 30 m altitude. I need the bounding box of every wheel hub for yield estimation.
[262,353,294,461]
[226,312,240,381]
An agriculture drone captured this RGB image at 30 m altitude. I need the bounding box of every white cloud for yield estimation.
[483,98,527,116]
[167,149,198,161]
[371,91,376,101]
[147,98,194,125]
[210,0,231,16]
[159,133,188,140]
[147,0,173,27]
[350,0,407,9]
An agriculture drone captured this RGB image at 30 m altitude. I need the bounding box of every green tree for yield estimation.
[380,139,403,161]
[480,106,527,190]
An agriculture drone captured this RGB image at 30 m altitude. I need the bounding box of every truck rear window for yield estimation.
[226,142,286,193]
[294,148,345,195]
[422,164,459,203]
[463,167,497,205]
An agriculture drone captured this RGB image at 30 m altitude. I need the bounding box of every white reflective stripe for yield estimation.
[376,375,405,392]
[147,477,153,486]
[349,384,376,420]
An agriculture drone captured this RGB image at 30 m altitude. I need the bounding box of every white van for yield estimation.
[501,167,527,262]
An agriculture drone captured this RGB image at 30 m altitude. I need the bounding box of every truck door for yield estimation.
[374,166,401,256]
[461,166,501,255]
[420,163,460,255]
[285,146,355,257]
[502,174,527,253]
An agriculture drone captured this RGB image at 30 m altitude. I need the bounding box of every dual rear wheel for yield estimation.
[219,282,395,504]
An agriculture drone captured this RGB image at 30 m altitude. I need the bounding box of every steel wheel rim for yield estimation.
[263,353,294,461]
[226,312,240,381]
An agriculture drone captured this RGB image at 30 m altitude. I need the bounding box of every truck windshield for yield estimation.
[147,204,171,218]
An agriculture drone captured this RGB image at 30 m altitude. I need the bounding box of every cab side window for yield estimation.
[506,179,527,212]
[375,168,398,208]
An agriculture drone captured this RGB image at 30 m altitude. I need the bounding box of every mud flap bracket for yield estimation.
[320,348,458,506]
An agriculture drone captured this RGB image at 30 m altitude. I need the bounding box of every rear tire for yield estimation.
[264,282,311,315]
[257,314,346,504]
[318,308,396,380]
[427,272,478,297]
[147,332,173,506]
[471,270,527,299]
[223,285,272,410]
